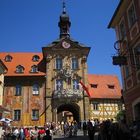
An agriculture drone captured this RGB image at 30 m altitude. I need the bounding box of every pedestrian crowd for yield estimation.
[1,119,140,140]
[2,122,55,140]
[1,120,79,140]
[82,119,140,140]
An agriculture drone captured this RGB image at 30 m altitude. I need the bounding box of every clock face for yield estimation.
[62,41,71,49]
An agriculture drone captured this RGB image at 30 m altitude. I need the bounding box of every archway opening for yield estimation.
[57,103,80,123]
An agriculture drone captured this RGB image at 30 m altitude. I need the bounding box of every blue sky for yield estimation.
[0,0,122,83]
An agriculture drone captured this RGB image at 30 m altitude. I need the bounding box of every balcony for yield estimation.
[52,89,83,100]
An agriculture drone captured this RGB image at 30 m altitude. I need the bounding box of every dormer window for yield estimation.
[32,55,40,62]
[91,84,98,88]
[5,55,12,62]
[108,84,115,89]
[30,65,38,73]
[16,65,24,73]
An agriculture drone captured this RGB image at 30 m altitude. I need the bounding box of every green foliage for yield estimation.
[116,110,125,121]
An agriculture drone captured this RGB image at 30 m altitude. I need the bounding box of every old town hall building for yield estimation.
[0,3,122,126]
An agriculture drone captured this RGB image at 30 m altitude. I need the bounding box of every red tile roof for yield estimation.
[88,74,122,99]
[0,53,45,76]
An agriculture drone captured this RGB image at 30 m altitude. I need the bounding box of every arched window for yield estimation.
[56,57,62,70]
[72,57,78,70]
[32,83,39,95]
[30,65,38,73]
[5,55,12,62]
[73,79,79,90]
[16,65,24,73]
[32,55,40,62]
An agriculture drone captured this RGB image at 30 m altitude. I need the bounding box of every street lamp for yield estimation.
[112,40,127,66]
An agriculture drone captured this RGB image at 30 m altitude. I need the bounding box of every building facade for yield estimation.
[88,74,123,121]
[108,0,140,124]
[0,59,8,118]
[0,3,123,127]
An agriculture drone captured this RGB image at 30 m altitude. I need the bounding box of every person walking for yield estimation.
[42,130,52,140]
[87,120,95,140]
[83,122,87,136]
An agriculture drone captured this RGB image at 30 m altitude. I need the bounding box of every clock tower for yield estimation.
[42,1,90,123]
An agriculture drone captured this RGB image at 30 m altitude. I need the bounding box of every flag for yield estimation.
[79,81,90,97]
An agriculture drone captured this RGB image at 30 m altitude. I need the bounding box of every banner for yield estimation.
[79,81,90,97]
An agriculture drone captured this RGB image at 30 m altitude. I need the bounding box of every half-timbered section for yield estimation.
[88,75,123,121]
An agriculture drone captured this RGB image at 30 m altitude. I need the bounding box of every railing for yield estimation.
[52,89,83,99]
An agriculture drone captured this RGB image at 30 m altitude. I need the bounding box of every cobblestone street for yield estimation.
[53,136,88,140]
[53,130,89,140]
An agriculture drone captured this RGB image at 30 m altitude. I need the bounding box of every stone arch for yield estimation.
[132,97,140,121]
[57,103,80,122]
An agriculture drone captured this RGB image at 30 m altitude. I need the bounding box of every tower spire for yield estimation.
[58,0,71,38]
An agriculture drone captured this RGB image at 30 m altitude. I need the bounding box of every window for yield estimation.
[32,109,39,120]
[32,83,39,95]
[108,85,115,89]
[134,46,140,69]
[16,65,24,73]
[73,79,79,90]
[32,55,40,62]
[56,57,62,70]
[15,85,22,96]
[14,110,21,121]
[91,84,98,88]
[72,57,78,70]
[128,4,136,27]
[30,65,38,73]
[92,102,99,111]
[119,20,126,39]
[5,55,12,62]
[125,65,130,77]
[118,104,122,111]
[56,79,63,90]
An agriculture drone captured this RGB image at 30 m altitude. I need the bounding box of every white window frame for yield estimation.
[14,110,21,121]
[55,79,63,90]
[73,79,79,90]
[55,56,63,70]
[32,83,39,95]
[32,109,39,120]
[71,57,78,70]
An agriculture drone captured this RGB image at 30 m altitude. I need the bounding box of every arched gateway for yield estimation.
[42,3,90,123]
[57,103,80,122]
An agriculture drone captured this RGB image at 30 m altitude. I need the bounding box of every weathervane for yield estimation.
[62,0,66,13]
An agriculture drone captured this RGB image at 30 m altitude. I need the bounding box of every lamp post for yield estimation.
[112,40,127,66]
